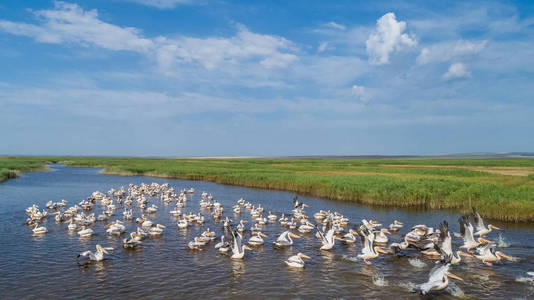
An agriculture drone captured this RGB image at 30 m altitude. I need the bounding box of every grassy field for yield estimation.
[2,156,534,222]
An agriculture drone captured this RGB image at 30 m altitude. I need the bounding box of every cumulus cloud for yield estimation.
[366,12,416,65]
[0,2,298,73]
[351,85,371,103]
[442,62,471,80]
[417,40,487,65]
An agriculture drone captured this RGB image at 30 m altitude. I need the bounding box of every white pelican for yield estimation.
[148,224,166,236]
[357,227,388,264]
[229,227,252,259]
[177,218,188,229]
[32,223,47,235]
[267,211,277,222]
[459,216,491,251]
[215,236,230,253]
[435,221,472,264]
[236,220,247,233]
[341,229,358,244]
[315,221,337,250]
[412,261,463,295]
[106,220,126,236]
[67,219,78,231]
[473,243,513,266]
[78,245,113,263]
[77,226,94,237]
[274,231,301,247]
[188,237,207,250]
[223,217,232,228]
[285,253,311,268]
[248,232,268,246]
[123,232,143,248]
[298,222,315,234]
[374,228,391,244]
[472,207,500,237]
[388,220,403,232]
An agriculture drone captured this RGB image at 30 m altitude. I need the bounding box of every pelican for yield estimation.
[106,220,126,236]
[223,217,232,228]
[32,223,47,235]
[177,218,188,229]
[148,224,166,236]
[77,226,94,237]
[388,220,404,232]
[248,232,268,246]
[267,211,277,222]
[374,228,391,244]
[67,219,78,231]
[229,226,252,259]
[472,207,500,237]
[189,237,207,250]
[285,253,311,268]
[298,222,315,234]
[435,221,472,264]
[473,243,513,266]
[274,231,300,247]
[78,245,113,263]
[341,229,358,244]
[315,220,336,250]
[215,236,230,253]
[459,216,491,251]
[123,232,143,248]
[357,227,388,264]
[412,259,464,295]
[236,220,247,233]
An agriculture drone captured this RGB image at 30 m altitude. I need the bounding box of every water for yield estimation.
[1,165,534,299]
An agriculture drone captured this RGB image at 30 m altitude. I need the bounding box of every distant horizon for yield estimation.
[1,1,533,155]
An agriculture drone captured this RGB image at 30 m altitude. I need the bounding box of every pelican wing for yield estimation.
[472,207,486,232]
[292,196,299,208]
[435,221,452,257]
[415,263,449,295]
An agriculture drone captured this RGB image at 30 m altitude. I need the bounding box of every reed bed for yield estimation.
[2,156,534,221]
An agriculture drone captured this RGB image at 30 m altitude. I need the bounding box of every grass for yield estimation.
[2,156,534,222]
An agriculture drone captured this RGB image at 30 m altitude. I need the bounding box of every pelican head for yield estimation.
[375,247,389,254]
[289,233,301,239]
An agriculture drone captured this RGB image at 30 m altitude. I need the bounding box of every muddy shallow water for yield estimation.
[1,165,533,299]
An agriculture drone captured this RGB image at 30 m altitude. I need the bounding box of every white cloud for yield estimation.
[324,21,346,30]
[351,85,371,103]
[0,2,298,73]
[124,0,193,9]
[317,42,328,52]
[417,40,487,65]
[366,12,416,65]
[442,62,471,80]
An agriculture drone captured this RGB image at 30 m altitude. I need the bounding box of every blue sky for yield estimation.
[1,0,533,156]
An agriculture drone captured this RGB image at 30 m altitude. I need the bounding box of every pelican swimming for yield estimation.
[473,243,513,266]
[229,226,252,259]
[412,259,464,295]
[215,235,230,253]
[341,229,358,244]
[388,220,404,232]
[67,218,78,231]
[374,228,391,244]
[77,226,94,237]
[123,232,143,248]
[148,224,165,236]
[315,220,336,250]
[106,220,126,236]
[32,223,47,235]
[472,207,500,237]
[435,221,472,264]
[248,232,268,246]
[274,231,301,247]
[78,244,113,263]
[188,237,207,250]
[357,227,388,264]
[285,253,311,268]
[459,216,490,251]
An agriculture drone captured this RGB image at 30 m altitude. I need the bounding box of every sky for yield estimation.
[1,0,533,156]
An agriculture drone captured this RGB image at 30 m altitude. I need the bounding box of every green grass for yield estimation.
[2,156,534,222]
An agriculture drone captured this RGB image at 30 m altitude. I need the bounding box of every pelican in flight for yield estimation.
[78,244,113,263]
[357,227,388,264]
[472,207,500,237]
[459,216,490,251]
[412,258,463,295]
[315,220,336,250]
[32,223,47,235]
[229,226,252,259]
[285,253,311,268]
[274,231,301,247]
[435,221,472,264]
[473,243,513,266]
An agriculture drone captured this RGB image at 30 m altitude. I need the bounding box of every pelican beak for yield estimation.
[289,233,301,239]
[242,220,248,223]
[446,272,464,281]
[376,247,388,254]
[303,204,308,207]
[102,248,109,254]
[406,237,418,243]
[395,220,403,225]
[382,229,391,234]
[105,223,113,228]
[132,233,141,238]
[260,233,268,238]
[459,251,472,257]
[243,246,252,251]
[370,220,377,224]
[479,238,492,243]
[490,225,501,230]
[497,252,512,260]
[300,254,311,259]
[334,236,343,241]
[157,224,166,229]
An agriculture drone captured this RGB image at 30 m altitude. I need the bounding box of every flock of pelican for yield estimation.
[25,183,532,296]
